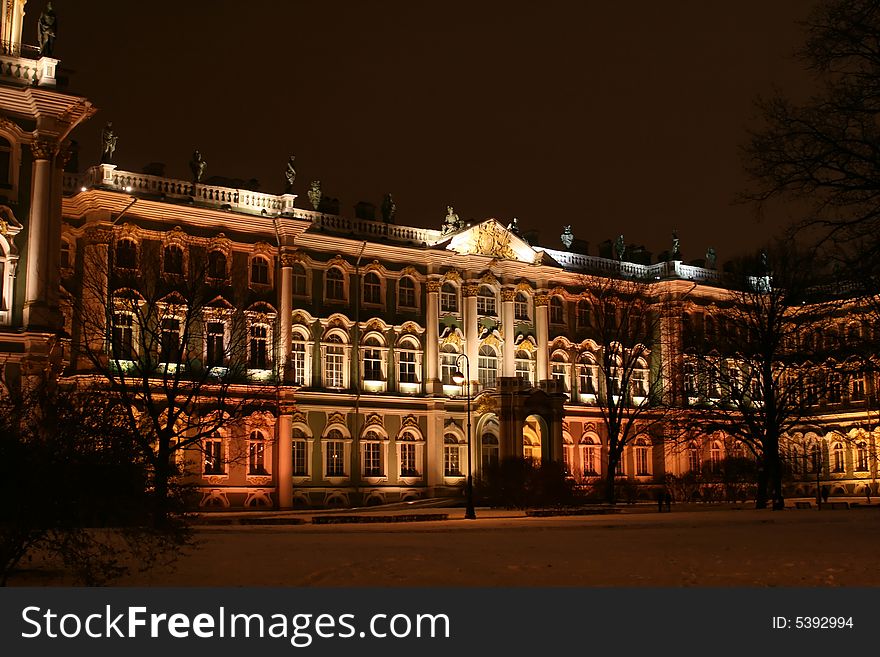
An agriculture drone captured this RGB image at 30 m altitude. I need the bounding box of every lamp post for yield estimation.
[452,354,477,520]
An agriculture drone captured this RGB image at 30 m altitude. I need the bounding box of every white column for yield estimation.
[462,282,479,390]
[425,279,441,393]
[501,287,516,376]
[24,140,55,328]
[535,292,550,383]
[279,253,294,382]
[276,412,293,509]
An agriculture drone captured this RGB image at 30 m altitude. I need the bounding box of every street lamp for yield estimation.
[452,354,477,520]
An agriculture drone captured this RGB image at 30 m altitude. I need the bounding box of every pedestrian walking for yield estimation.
[664,491,672,512]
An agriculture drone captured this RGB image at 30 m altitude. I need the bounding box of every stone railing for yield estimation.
[297,209,442,244]
[66,165,295,216]
[0,41,57,86]
[543,248,721,284]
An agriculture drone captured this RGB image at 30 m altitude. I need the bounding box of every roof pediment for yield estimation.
[445,219,539,263]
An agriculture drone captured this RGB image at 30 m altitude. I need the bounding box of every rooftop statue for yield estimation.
[190,150,207,184]
[706,246,717,269]
[100,122,117,164]
[381,193,396,223]
[308,180,321,210]
[38,2,57,57]
[672,229,681,260]
[507,216,519,235]
[442,206,462,234]
[560,225,573,249]
[615,234,626,261]
[284,155,296,192]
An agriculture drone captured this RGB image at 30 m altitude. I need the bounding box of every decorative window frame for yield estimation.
[202,300,234,374]
[361,330,388,393]
[395,334,422,394]
[476,284,498,317]
[291,423,314,482]
[113,235,140,271]
[549,295,566,325]
[514,291,530,321]
[0,212,20,323]
[290,325,314,386]
[321,327,351,389]
[245,303,277,379]
[550,348,570,392]
[291,260,310,297]
[362,270,384,307]
[322,425,352,483]
[201,430,229,480]
[396,271,420,312]
[477,341,500,390]
[443,425,466,481]
[361,428,389,483]
[634,436,652,477]
[440,281,459,314]
[0,129,22,198]
[396,426,424,482]
[581,433,601,477]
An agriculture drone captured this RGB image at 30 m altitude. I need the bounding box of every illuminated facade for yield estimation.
[1,2,875,509]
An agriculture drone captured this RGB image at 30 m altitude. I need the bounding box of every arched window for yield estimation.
[576,299,590,327]
[362,335,384,381]
[398,431,419,477]
[362,430,384,477]
[324,334,346,388]
[635,438,650,475]
[111,311,135,361]
[363,272,381,304]
[688,442,701,473]
[251,256,269,285]
[248,430,267,475]
[203,432,224,475]
[292,262,307,296]
[856,441,868,471]
[398,276,416,308]
[514,292,529,320]
[326,267,345,300]
[551,352,568,391]
[444,433,463,476]
[515,349,533,384]
[291,328,309,385]
[115,238,137,269]
[208,250,227,279]
[704,315,716,342]
[582,436,600,476]
[832,442,845,473]
[291,427,309,476]
[441,343,459,386]
[325,429,346,477]
[397,337,419,384]
[478,344,498,388]
[163,244,184,276]
[481,433,499,469]
[550,296,565,324]
[631,359,648,399]
[440,283,458,313]
[477,285,496,316]
[709,441,722,473]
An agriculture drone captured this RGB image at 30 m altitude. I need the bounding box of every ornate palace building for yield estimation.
[1,2,877,509]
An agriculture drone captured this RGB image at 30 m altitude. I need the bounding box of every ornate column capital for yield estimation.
[534,293,550,307]
[84,226,112,244]
[30,139,57,160]
[280,252,300,268]
[501,289,517,303]
[426,280,442,294]
[462,283,479,297]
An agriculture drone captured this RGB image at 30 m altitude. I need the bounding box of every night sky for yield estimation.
[35,1,815,263]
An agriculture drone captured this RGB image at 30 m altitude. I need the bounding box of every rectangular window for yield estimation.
[206,321,225,368]
[477,294,496,316]
[514,296,528,320]
[399,351,417,383]
[292,440,307,476]
[516,359,532,384]
[112,312,134,361]
[326,346,345,388]
[326,441,345,476]
[400,443,417,476]
[440,288,457,313]
[583,446,598,476]
[364,348,382,381]
[444,445,461,476]
[580,367,596,394]
[250,325,269,369]
[478,357,497,388]
[291,341,306,384]
[364,276,381,304]
[363,442,382,477]
[292,267,307,296]
[635,448,649,475]
[441,352,458,385]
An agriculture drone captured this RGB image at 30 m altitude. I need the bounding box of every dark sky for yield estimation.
[36,1,816,262]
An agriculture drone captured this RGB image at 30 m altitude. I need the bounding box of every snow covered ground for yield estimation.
[46,506,876,587]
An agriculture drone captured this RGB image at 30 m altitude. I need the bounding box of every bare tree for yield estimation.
[578,275,676,504]
[0,384,188,585]
[681,246,834,509]
[69,231,278,525]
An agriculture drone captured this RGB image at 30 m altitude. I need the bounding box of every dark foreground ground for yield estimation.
[12,505,880,586]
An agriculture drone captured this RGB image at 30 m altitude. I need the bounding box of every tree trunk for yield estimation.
[755,461,768,509]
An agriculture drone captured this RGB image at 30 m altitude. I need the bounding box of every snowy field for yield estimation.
[16,506,875,587]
